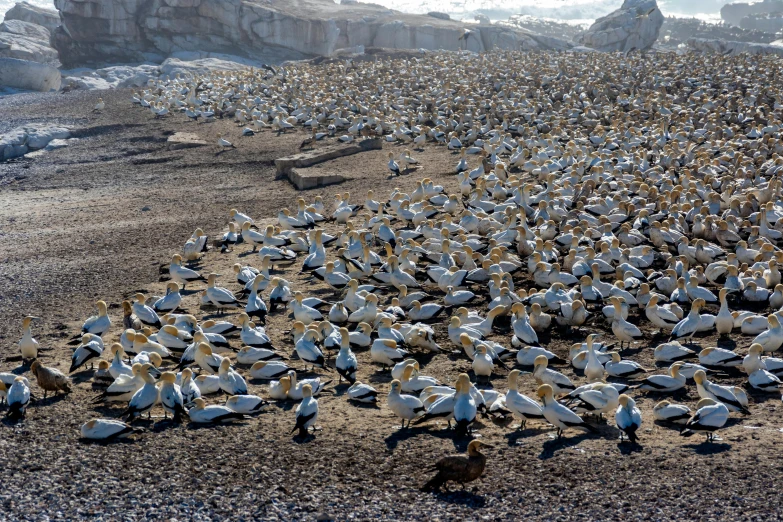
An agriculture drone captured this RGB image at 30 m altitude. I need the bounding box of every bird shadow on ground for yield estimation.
[150,419,185,432]
[430,490,486,507]
[71,369,96,385]
[33,394,69,408]
[77,437,137,445]
[716,338,737,350]
[504,426,548,446]
[745,388,779,404]
[187,421,250,431]
[538,432,594,460]
[292,432,317,444]
[384,425,470,451]
[617,441,644,455]
[214,149,234,157]
[683,442,732,455]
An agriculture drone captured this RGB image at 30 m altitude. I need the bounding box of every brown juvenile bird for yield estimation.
[421,440,492,492]
[30,359,72,399]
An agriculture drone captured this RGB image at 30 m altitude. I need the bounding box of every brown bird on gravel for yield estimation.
[421,440,492,492]
[30,360,72,399]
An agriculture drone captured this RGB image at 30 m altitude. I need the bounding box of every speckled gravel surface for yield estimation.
[1,88,783,521]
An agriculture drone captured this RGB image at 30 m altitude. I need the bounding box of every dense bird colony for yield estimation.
[9,50,783,490]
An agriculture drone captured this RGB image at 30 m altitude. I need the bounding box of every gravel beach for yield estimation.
[1,87,783,521]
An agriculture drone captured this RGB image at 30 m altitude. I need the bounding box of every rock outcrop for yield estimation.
[687,36,783,56]
[0,57,61,91]
[2,2,60,34]
[721,0,783,26]
[578,0,664,52]
[0,125,71,161]
[739,12,783,33]
[51,0,570,67]
[0,19,58,62]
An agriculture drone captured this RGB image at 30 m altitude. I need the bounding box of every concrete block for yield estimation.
[287,167,345,190]
[275,137,382,174]
[167,131,207,150]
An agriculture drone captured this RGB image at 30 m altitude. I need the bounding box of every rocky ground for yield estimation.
[2,88,783,520]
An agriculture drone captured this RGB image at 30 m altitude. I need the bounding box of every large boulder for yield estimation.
[0,32,59,62]
[0,125,71,161]
[2,2,61,33]
[739,12,783,33]
[721,0,783,26]
[0,57,61,91]
[0,19,51,42]
[51,0,571,67]
[578,0,664,52]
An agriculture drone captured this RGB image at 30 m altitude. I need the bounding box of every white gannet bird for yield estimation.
[295,329,326,370]
[654,341,697,363]
[347,381,378,403]
[292,384,319,437]
[91,363,143,403]
[533,355,576,395]
[609,297,642,349]
[19,316,40,361]
[159,372,186,422]
[569,383,620,419]
[583,334,606,383]
[169,254,206,288]
[388,152,401,176]
[698,347,742,368]
[238,313,273,348]
[504,369,545,429]
[453,374,478,436]
[205,274,241,312]
[194,343,224,375]
[121,364,159,422]
[633,362,686,393]
[387,379,425,429]
[153,283,182,313]
[225,394,269,414]
[400,364,439,394]
[179,368,201,404]
[615,394,642,443]
[693,370,749,414]
[604,352,649,379]
[108,343,133,379]
[218,359,248,395]
[70,334,104,373]
[670,298,706,342]
[290,292,324,325]
[371,338,407,368]
[335,328,358,383]
[471,344,495,383]
[249,360,291,380]
[188,398,245,423]
[652,400,691,424]
[680,398,729,443]
[131,293,161,328]
[80,418,143,440]
[6,377,30,419]
[217,133,235,149]
[73,300,111,341]
[752,314,783,352]
[93,97,105,112]
[537,384,596,439]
